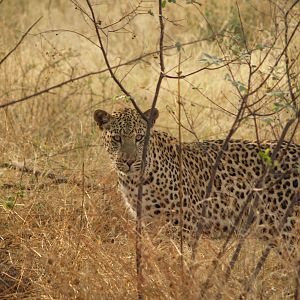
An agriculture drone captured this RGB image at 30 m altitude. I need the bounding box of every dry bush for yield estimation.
[0,0,299,299]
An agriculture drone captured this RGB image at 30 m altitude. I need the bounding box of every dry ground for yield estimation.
[0,0,299,299]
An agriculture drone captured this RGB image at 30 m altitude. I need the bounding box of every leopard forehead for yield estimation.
[110,108,147,135]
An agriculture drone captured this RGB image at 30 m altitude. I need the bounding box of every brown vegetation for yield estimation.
[0,0,299,299]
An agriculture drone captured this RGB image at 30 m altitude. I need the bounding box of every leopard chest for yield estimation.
[118,171,177,217]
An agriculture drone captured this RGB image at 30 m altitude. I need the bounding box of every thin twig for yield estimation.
[283,0,300,109]
[248,17,300,97]
[177,50,184,281]
[164,56,241,79]
[0,38,207,109]
[86,0,144,118]
[241,192,300,299]
[135,1,166,299]
[213,109,300,299]
[0,17,42,66]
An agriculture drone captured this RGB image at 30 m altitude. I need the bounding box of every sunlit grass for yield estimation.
[0,0,299,299]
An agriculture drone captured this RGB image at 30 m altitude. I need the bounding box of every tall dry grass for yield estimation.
[0,0,299,299]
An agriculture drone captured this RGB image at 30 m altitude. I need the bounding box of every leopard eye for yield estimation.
[112,135,121,142]
[136,134,144,142]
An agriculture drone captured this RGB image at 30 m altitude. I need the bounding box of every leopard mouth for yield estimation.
[115,163,134,173]
[116,160,144,174]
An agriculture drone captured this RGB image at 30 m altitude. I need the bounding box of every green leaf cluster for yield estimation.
[199,53,223,65]
[224,74,247,93]
[2,190,25,211]
[258,148,278,168]
[3,195,15,210]
[162,0,176,8]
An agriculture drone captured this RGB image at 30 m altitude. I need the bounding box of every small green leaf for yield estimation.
[266,90,287,98]
[224,73,231,81]
[162,0,167,8]
[3,195,15,210]
[259,148,273,167]
[175,41,182,52]
[124,96,131,103]
[262,117,273,125]
[255,44,271,51]
[199,53,223,65]
[224,74,247,93]
[274,102,284,112]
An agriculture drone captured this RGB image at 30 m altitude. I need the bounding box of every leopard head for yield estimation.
[94,107,159,174]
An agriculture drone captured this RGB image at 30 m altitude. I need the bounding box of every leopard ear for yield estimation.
[143,108,159,127]
[94,109,111,130]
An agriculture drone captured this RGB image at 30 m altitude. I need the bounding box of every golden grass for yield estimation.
[0,0,299,299]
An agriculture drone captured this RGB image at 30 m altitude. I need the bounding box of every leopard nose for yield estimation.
[127,159,135,167]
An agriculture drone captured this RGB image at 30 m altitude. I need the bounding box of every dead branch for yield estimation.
[0,161,102,191]
[32,29,101,49]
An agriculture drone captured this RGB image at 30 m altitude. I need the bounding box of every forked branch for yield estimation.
[85,0,144,117]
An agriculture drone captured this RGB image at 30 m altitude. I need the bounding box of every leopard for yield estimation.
[94,107,300,261]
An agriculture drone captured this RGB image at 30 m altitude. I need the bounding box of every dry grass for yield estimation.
[0,0,299,299]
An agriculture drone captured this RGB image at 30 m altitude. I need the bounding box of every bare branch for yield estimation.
[177,51,184,276]
[0,38,207,110]
[85,0,145,118]
[158,0,165,73]
[164,56,241,79]
[283,0,300,109]
[201,108,300,299]
[0,17,42,66]
[135,1,166,299]
[249,16,300,97]
[32,28,101,49]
